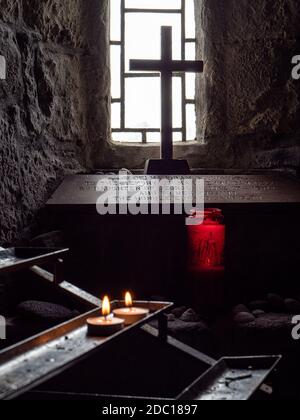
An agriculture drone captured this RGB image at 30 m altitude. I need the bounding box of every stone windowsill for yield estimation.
[104,140,207,169]
[109,140,205,148]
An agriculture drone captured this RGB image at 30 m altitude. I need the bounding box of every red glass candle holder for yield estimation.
[187,208,225,271]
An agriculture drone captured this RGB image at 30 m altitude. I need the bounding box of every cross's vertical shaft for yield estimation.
[130,25,203,174]
[161,27,173,160]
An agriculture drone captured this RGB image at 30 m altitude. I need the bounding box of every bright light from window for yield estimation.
[110,0,196,143]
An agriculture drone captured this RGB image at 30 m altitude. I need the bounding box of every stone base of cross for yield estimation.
[144,158,190,175]
[130,26,203,175]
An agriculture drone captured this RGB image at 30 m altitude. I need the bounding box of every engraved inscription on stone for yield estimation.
[48,174,300,206]
[202,175,300,203]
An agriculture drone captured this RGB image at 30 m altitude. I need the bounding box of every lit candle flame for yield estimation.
[102,296,111,318]
[125,292,133,308]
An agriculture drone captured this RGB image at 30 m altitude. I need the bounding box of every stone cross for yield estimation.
[130,26,203,175]
[0,55,6,80]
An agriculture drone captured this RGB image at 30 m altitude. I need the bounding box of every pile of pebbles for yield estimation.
[17,300,79,322]
[0,301,79,350]
[233,293,300,325]
[225,294,300,356]
[152,306,217,357]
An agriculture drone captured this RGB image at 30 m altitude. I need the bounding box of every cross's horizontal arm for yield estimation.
[130,59,203,73]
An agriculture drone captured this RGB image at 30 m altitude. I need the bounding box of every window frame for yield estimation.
[110,0,197,144]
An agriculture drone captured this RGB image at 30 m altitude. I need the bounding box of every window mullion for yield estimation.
[181,0,187,142]
[120,0,126,130]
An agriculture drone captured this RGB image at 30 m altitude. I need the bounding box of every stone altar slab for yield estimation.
[47,173,300,210]
[45,172,300,300]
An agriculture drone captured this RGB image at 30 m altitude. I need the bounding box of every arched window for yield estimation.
[110,0,196,143]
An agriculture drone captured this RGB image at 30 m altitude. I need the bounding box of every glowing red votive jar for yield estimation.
[187,208,225,271]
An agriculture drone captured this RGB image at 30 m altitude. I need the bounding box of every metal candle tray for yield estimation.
[177,355,281,400]
[0,300,172,400]
[0,247,69,275]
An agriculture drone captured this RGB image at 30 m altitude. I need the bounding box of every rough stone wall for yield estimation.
[0,0,89,244]
[196,0,300,173]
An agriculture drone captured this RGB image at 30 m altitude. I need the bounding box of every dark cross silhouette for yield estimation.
[130,26,203,175]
